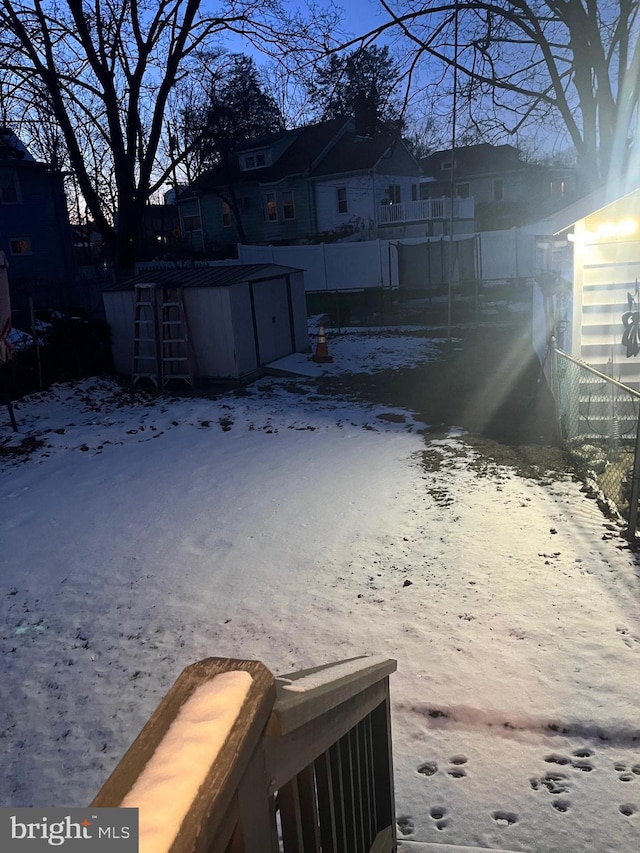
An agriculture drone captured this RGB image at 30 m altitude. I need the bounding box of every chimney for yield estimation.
[353,90,374,138]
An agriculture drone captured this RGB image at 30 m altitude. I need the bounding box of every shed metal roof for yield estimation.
[107,263,303,291]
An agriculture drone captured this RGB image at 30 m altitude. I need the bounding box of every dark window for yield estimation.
[255,153,266,167]
[456,182,470,199]
[0,170,19,204]
[493,178,504,202]
[221,201,231,227]
[281,190,295,220]
[388,184,401,204]
[182,214,201,231]
[337,187,348,214]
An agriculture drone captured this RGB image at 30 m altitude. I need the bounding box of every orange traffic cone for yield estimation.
[312,324,334,363]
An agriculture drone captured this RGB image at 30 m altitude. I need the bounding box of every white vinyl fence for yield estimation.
[238,241,398,292]
[239,228,545,293]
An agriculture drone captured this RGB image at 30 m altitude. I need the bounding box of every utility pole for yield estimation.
[447,0,459,346]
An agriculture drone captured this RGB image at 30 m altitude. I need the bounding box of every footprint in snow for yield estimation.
[573,748,594,758]
[446,755,468,778]
[619,772,636,782]
[396,815,415,836]
[530,772,569,795]
[430,806,448,830]
[492,810,518,826]
[619,804,638,817]
[417,760,438,776]
[544,753,571,766]
[572,759,594,772]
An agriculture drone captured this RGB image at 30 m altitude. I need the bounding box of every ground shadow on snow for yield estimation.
[317,318,567,475]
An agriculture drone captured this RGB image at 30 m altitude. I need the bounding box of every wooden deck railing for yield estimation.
[92,655,398,853]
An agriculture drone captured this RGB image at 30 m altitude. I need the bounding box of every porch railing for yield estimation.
[92,655,398,852]
[377,196,474,226]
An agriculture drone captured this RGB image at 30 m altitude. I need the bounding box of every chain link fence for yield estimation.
[550,347,640,537]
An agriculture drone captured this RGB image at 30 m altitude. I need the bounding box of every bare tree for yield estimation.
[0,0,309,272]
[347,0,640,192]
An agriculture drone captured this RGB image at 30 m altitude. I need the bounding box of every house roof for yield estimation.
[184,117,419,193]
[309,131,406,177]
[0,128,34,162]
[421,143,524,178]
[190,118,349,191]
[550,182,640,234]
[108,263,303,291]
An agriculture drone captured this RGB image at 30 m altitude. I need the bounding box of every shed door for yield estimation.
[251,278,294,365]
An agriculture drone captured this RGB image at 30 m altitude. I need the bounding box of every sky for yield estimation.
[329,0,391,42]
[1,321,640,851]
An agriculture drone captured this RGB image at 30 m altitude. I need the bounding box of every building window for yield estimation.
[221,201,232,227]
[281,190,295,220]
[337,187,348,214]
[10,238,31,255]
[388,184,401,204]
[493,178,504,202]
[411,184,418,202]
[441,160,456,171]
[182,214,201,232]
[0,169,20,204]
[264,192,277,221]
[242,151,269,170]
[550,179,566,197]
[456,182,470,199]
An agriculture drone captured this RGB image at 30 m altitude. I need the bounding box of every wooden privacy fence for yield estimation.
[92,655,398,853]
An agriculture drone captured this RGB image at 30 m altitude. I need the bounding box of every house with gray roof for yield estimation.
[421,143,579,231]
[176,118,432,251]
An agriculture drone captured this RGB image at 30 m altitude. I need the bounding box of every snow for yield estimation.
[120,671,252,853]
[1,324,640,853]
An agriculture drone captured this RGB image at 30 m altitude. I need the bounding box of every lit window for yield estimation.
[337,187,348,214]
[221,201,231,227]
[264,192,277,221]
[10,238,31,255]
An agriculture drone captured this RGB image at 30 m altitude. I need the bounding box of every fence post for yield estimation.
[627,410,640,540]
[549,336,558,420]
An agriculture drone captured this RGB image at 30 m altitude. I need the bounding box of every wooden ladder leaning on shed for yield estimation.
[92,655,398,852]
[133,283,195,388]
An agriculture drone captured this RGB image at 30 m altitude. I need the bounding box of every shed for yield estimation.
[547,185,640,387]
[103,264,309,382]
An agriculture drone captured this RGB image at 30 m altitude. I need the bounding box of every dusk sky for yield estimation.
[332,0,391,40]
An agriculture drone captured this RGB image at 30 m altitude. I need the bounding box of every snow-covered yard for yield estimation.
[1,326,639,852]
